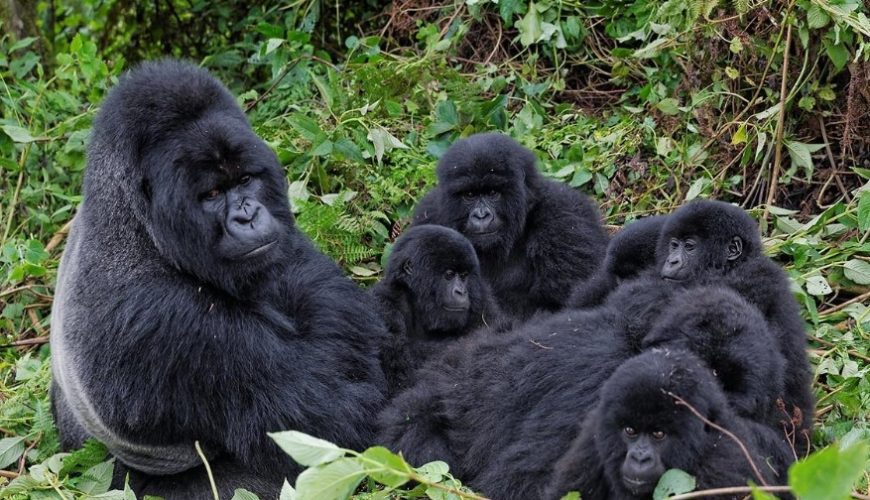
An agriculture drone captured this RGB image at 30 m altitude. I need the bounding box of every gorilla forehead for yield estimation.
[436,133,535,190]
[391,225,479,270]
[602,349,717,425]
[89,59,248,175]
[661,200,762,251]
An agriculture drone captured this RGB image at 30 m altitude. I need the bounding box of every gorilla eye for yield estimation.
[239,175,252,185]
[684,240,696,251]
[459,271,469,280]
[487,190,500,198]
[669,239,679,250]
[445,270,456,280]
[202,188,222,201]
[462,191,476,201]
[624,427,637,437]
[652,431,666,440]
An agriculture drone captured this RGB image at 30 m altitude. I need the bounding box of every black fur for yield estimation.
[378,307,635,499]
[412,133,608,319]
[569,215,666,308]
[546,349,791,500]
[50,59,389,498]
[371,225,503,391]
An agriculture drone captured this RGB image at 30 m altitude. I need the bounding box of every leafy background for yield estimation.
[0,0,869,498]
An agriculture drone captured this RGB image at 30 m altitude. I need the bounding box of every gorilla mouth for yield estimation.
[442,305,469,312]
[622,476,655,492]
[240,240,278,259]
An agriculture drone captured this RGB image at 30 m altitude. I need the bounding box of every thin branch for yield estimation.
[763,20,792,221]
[668,485,792,499]
[195,441,219,500]
[667,392,768,487]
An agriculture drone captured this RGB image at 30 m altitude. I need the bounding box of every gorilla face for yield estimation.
[596,350,720,498]
[389,225,486,334]
[437,134,536,253]
[656,200,760,283]
[144,114,293,291]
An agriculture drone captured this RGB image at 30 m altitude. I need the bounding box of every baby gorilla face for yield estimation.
[618,426,668,494]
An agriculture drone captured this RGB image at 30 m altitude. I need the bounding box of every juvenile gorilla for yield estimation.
[546,349,790,500]
[569,215,667,308]
[372,225,503,390]
[412,133,608,319]
[625,199,815,451]
[50,60,389,498]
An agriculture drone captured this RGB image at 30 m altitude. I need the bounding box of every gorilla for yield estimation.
[50,60,389,498]
[371,225,503,391]
[412,133,609,319]
[621,199,815,453]
[643,286,786,424]
[569,215,667,309]
[546,349,791,500]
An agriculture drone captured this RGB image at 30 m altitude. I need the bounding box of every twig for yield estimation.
[0,336,49,349]
[668,392,768,487]
[0,469,19,479]
[45,217,73,253]
[195,441,219,500]
[668,485,792,499]
[819,290,870,317]
[809,334,870,363]
[763,20,792,221]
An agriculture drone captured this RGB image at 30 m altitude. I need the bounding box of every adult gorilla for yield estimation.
[50,60,389,498]
[412,133,608,319]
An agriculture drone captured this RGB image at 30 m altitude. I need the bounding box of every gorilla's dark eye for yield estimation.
[445,270,456,280]
[624,427,637,437]
[652,431,666,440]
[462,191,476,201]
[487,190,500,199]
[239,175,252,185]
[202,188,222,201]
[459,271,469,280]
[684,239,696,251]
[669,239,679,250]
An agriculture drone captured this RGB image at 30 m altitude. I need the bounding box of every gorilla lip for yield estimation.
[442,305,469,312]
[240,240,278,259]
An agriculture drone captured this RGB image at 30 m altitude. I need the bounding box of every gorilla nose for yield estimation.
[471,208,492,221]
[453,285,467,297]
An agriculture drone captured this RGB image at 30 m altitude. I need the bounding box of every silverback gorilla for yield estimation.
[371,225,503,391]
[412,133,608,319]
[50,60,389,498]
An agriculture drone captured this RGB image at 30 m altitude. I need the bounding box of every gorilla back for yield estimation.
[50,59,389,498]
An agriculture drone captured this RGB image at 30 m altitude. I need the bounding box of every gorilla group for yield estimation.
[412,133,609,319]
[50,60,390,498]
[50,58,815,499]
[379,199,812,498]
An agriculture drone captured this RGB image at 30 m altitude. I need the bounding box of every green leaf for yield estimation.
[77,460,114,495]
[824,39,849,72]
[286,114,325,141]
[685,178,708,201]
[789,441,869,500]
[559,493,580,500]
[518,2,543,46]
[1,125,37,143]
[731,124,747,145]
[499,0,522,23]
[785,140,825,177]
[0,437,25,469]
[806,275,832,296]
[807,4,830,29]
[415,461,450,482]
[294,457,366,500]
[858,190,870,232]
[269,431,345,467]
[350,266,377,277]
[367,126,407,165]
[280,480,297,500]
[653,469,696,499]
[360,446,412,488]
[843,259,870,285]
[656,98,680,115]
[231,489,260,500]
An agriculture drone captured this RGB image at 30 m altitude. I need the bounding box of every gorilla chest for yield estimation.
[482,253,531,300]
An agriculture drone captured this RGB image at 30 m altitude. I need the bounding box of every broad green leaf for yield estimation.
[785,140,825,177]
[731,124,747,145]
[231,489,261,500]
[350,266,377,277]
[499,0,522,23]
[656,98,680,115]
[77,460,114,494]
[806,275,832,296]
[559,493,580,500]
[269,431,345,467]
[685,178,707,201]
[415,460,450,482]
[1,125,36,143]
[653,469,696,499]
[294,457,366,500]
[361,446,412,488]
[518,2,543,46]
[286,114,325,141]
[789,441,869,500]
[0,437,26,469]
[843,259,870,285]
[367,126,407,165]
[807,4,830,29]
[280,480,297,500]
[824,39,849,71]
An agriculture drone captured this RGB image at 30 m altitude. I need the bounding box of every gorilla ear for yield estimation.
[402,260,414,276]
[726,236,743,261]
